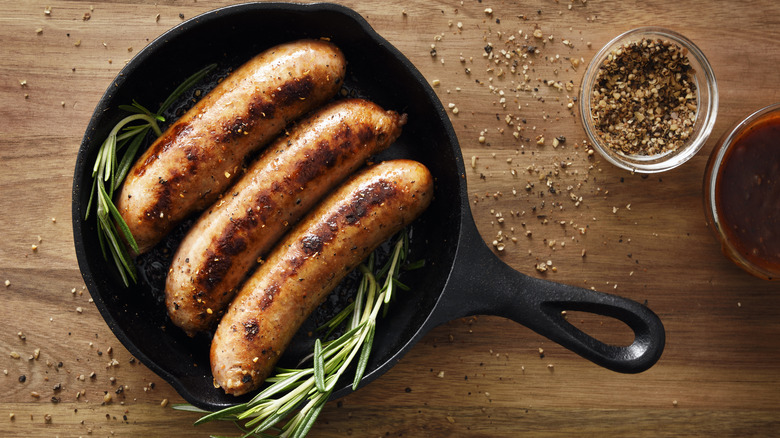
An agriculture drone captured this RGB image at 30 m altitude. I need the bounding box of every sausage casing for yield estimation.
[165,99,407,335]
[210,159,433,396]
[116,39,346,254]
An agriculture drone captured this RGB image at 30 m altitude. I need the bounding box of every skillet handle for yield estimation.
[434,231,665,373]
[497,270,665,373]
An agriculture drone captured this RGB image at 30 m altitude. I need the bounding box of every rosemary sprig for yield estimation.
[175,229,420,438]
[85,64,217,286]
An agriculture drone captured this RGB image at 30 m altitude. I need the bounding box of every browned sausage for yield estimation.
[165,99,407,335]
[116,39,346,254]
[210,159,433,396]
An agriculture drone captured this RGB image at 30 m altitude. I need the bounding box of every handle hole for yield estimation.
[563,310,635,347]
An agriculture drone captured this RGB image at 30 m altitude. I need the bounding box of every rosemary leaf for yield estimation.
[84,175,98,221]
[98,182,137,275]
[320,324,364,355]
[290,394,328,438]
[91,139,106,177]
[103,133,116,183]
[231,421,282,438]
[130,101,159,119]
[392,277,411,291]
[251,369,312,402]
[191,403,248,426]
[359,272,377,325]
[106,199,139,257]
[382,240,404,304]
[97,213,131,286]
[158,63,217,114]
[114,128,149,188]
[171,403,210,414]
[352,320,375,390]
[118,124,149,139]
[374,257,392,280]
[246,408,292,433]
[403,259,426,270]
[349,271,370,329]
[315,300,355,337]
[95,208,108,260]
[117,104,145,114]
[313,339,326,393]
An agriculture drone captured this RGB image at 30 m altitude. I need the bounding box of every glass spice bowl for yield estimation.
[704,102,780,281]
[579,27,718,173]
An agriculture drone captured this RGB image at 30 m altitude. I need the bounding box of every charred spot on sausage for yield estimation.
[290,139,339,186]
[142,170,192,231]
[215,219,251,257]
[218,94,279,144]
[259,283,281,311]
[274,75,315,106]
[200,249,233,288]
[287,256,305,272]
[248,98,276,121]
[301,234,324,255]
[243,319,259,341]
[134,122,192,177]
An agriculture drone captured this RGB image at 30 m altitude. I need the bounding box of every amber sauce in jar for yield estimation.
[712,109,780,278]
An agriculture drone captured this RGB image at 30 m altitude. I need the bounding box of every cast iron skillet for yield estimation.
[72,2,665,411]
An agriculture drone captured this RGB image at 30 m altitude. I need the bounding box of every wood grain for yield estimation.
[1,0,779,436]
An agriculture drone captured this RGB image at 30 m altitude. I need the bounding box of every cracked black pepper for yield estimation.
[590,37,698,156]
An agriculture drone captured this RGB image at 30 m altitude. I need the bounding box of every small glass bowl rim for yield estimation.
[579,26,719,174]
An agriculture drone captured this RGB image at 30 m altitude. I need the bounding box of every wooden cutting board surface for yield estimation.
[1,1,779,436]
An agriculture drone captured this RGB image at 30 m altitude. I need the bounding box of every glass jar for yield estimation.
[704,103,780,280]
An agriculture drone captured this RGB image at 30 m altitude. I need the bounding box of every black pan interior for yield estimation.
[73,3,465,410]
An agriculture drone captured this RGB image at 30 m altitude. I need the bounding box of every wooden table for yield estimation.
[2,1,779,436]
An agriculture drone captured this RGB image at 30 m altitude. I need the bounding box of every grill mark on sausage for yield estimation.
[253,179,399,314]
[288,123,375,187]
[258,283,280,312]
[300,179,398,257]
[134,122,192,177]
[217,75,315,144]
[200,250,233,288]
[356,123,377,144]
[196,213,257,289]
[275,75,316,106]
[139,176,173,230]
[292,138,338,185]
[283,256,306,275]
[140,162,197,233]
[248,97,276,121]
